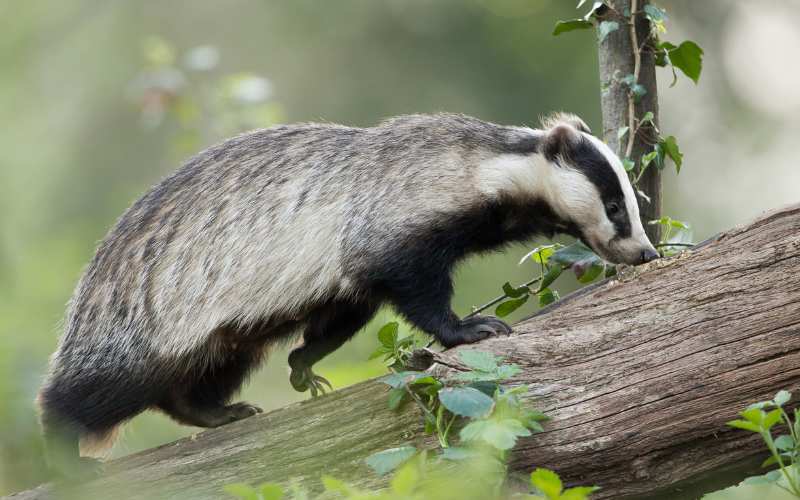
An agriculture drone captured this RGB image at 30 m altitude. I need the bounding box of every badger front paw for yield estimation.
[443,315,512,347]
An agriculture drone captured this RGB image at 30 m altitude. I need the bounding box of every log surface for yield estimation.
[9,204,800,499]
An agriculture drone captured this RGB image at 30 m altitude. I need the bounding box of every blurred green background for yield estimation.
[2,0,799,494]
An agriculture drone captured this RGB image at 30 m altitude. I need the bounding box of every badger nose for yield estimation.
[640,248,659,264]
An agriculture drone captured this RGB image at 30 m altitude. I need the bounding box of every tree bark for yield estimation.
[8,204,800,500]
[598,0,661,243]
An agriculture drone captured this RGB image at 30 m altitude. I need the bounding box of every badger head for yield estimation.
[535,113,658,265]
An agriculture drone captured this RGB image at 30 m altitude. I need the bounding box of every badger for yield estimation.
[38,112,657,472]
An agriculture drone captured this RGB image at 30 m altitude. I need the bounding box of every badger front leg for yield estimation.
[288,301,378,397]
[387,272,512,348]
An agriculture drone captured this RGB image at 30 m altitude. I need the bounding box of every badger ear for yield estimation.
[540,112,591,134]
[541,124,582,162]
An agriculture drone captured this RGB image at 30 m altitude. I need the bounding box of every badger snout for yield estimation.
[639,247,659,264]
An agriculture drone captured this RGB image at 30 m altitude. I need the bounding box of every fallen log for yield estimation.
[9,204,800,500]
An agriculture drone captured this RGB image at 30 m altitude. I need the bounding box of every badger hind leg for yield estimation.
[288,300,378,397]
[157,328,269,428]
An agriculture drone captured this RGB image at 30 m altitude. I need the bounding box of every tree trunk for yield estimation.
[8,204,800,500]
[598,0,661,243]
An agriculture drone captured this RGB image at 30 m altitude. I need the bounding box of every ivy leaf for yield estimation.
[726,419,761,433]
[665,41,704,84]
[441,447,484,461]
[640,111,655,124]
[597,21,618,43]
[530,468,563,499]
[553,19,594,36]
[641,150,659,169]
[382,371,428,388]
[538,288,560,307]
[459,418,531,450]
[496,295,529,317]
[775,390,792,407]
[659,136,683,173]
[458,350,500,372]
[438,387,495,418]
[575,259,604,283]
[622,158,636,172]
[519,244,558,265]
[551,241,598,267]
[365,446,417,476]
[538,265,563,291]
[387,387,407,411]
[502,281,530,298]
[377,322,399,348]
[643,4,667,23]
[774,434,795,451]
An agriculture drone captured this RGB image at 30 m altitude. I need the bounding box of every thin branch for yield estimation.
[624,0,641,160]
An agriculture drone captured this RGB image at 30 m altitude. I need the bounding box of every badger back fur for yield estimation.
[38,113,656,466]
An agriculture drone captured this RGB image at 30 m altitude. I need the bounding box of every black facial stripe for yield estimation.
[564,138,632,238]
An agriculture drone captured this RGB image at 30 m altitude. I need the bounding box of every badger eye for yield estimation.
[606,202,621,216]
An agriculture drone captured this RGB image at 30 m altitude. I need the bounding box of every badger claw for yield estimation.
[290,366,332,398]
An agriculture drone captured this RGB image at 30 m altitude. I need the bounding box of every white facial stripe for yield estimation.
[582,133,649,242]
[476,129,548,199]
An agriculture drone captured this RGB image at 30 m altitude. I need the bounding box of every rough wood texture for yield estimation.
[9,204,800,499]
[598,0,661,243]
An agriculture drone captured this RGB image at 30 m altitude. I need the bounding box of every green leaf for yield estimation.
[538,265,563,291]
[617,126,629,141]
[761,455,779,468]
[561,487,601,500]
[621,158,635,172]
[641,150,659,169]
[775,434,795,451]
[259,483,285,500]
[460,418,531,450]
[597,21,618,43]
[223,483,259,500]
[643,4,667,22]
[502,281,530,298]
[321,475,353,495]
[520,244,558,265]
[775,390,792,407]
[763,408,783,430]
[640,111,655,124]
[495,363,521,380]
[388,387,407,411]
[667,40,704,83]
[660,136,683,173]
[726,419,761,433]
[551,242,599,267]
[438,387,495,418]
[369,346,390,360]
[496,295,529,317]
[538,288,560,307]
[458,350,500,372]
[390,460,420,495]
[377,322,399,348]
[365,446,417,476]
[553,19,594,36]
[530,468,563,499]
[575,260,604,283]
[441,447,484,461]
[382,371,428,388]
[469,381,501,397]
[741,407,765,425]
